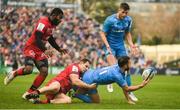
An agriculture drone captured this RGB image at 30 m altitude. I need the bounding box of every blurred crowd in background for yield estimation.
[0,6,156,74]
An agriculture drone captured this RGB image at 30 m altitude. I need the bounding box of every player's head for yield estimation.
[118,56,131,72]
[49,8,64,26]
[79,58,91,73]
[118,2,130,19]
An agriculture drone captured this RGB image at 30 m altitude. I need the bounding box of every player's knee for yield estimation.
[92,98,100,103]
[52,85,60,93]
[93,100,100,103]
[24,65,33,74]
[39,67,48,76]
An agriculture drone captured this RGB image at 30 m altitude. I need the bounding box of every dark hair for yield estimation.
[118,56,130,68]
[80,58,91,64]
[120,2,130,11]
[50,8,63,16]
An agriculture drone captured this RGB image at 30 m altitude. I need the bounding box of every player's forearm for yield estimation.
[48,36,60,51]
[100,31,110,48]
[72,79,91,89]
[126,84,143,92]
[126,32,134,47]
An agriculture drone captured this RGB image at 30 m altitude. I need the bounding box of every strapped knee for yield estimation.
[39,67,48,76]
[24,66,33,74]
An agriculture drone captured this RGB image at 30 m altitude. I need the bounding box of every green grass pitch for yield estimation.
[0,74,180,109]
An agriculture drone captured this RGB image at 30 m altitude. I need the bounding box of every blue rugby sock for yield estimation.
[126,73,132,86]
[74,94,92,103]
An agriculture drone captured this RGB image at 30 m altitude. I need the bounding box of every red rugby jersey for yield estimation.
[25,16,55,50]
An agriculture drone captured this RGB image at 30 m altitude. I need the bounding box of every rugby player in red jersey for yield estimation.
[25,58,96,104]
[4,8,68,99]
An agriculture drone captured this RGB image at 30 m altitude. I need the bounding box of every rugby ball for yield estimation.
[142,67,157,80]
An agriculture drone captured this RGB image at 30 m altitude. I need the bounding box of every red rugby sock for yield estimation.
[28,74,46,92]
[15,67,24,76]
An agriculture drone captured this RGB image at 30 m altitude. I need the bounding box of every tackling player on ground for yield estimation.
[25,59,96,104]
[4,8,68,99]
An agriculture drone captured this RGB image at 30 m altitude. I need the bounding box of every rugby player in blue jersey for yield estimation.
[74,56,150,104]
[100,2,138,101]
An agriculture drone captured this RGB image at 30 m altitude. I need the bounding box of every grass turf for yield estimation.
[0,74,180,109]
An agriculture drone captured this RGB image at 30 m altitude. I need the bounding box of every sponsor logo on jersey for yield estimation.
[29,50,35,57]
[37,23,45,31]
[72,66,79,72]
[112,30,125,32]
[41,53,47,58]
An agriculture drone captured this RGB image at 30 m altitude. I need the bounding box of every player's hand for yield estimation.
[130,45,139,56]
[107,46,112,55]
[88,83,97,89]
[44,49,54,57]
[58,48,68,55]
[141,79,150,87]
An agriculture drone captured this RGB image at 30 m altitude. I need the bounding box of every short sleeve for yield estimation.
[70,65,80,75]
[102,17,113,33]
[35,20,47,34]
[114,73,127,87]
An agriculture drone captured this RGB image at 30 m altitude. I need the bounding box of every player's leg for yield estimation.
[102,45,117,66]
[125,74,138,102]
[74,70,99,103]
[22,59,48,99]
[89,93,100,103]
[125,66,138,102]
[50,93,71,104]
[26,81,62,104]
[103,47,116,92]
[122,89,136,105]
[124,71,132,86]
[87,88,100,103]
[26,80,60,99]
[4,57,34,85]
[74,88,99,103]
[30,59,48,91]
[27,92,70,104]
[74,88,93,103]
[12,57,18,71]
[106,53,116,92]
[39,80,60,94]
[72,70,89,102]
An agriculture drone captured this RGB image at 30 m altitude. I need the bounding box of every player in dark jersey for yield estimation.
[4,8,68,100]
[25,59,96,104]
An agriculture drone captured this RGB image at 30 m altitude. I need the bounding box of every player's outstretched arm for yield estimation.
[122,79,150,92]
[121,79,150,104]
[69,74,96,89]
